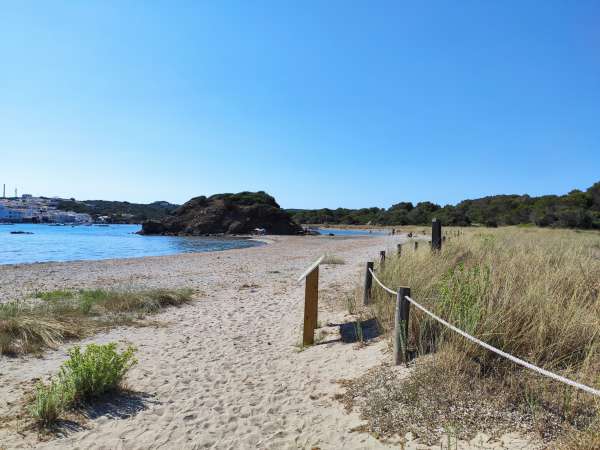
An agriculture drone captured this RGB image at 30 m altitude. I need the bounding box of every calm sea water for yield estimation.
[0,224,263,265]
[317,228,387,236]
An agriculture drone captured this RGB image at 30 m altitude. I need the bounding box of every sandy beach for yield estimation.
[0,235,538,449]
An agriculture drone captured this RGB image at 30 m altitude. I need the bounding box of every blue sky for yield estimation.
[1,1,598,208]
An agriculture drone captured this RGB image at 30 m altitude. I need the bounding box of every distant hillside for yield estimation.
[57,199,179,223]
[287,181,600,229]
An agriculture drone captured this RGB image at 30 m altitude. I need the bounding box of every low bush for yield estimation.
[29,343,137,427]
[59,343,137,402]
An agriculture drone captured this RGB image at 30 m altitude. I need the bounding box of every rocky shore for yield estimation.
[140,191,302,236]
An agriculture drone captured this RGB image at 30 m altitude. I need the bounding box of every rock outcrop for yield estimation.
[140,191,302,236]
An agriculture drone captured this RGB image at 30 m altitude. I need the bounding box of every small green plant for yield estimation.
[354,320,364,343]
[59,343,137,402]
[29,380,74,427]
[29,343,137,427]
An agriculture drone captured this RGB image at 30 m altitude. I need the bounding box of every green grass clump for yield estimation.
[0,288,193,355]
[59,343,137,402]
[29,343,137,427]
[29,379,74,427]
[36,290,75,301]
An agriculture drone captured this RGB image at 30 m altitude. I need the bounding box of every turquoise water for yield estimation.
[0,224,263,265]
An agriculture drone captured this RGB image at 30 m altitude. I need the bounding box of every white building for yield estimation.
[0,204,24,221]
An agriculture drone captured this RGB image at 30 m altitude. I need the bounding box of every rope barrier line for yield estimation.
[368,268,600,397]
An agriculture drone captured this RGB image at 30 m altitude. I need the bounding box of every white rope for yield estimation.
[368,268,600,397]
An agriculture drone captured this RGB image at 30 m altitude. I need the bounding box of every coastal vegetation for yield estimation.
[56,199,178,223]
[289,180,600,229]
[0,288,193,355]
[54,181,600,230]
[343,227,600,446]
[29,343,137,427]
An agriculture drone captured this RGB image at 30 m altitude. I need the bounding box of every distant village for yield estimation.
[0,195,93,224]
[0,185,93,223]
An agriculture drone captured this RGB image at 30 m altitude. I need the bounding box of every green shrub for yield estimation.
[29,343,137,427]
[59,343,137,402]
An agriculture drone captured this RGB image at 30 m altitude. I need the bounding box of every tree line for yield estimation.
[287,181,600,229]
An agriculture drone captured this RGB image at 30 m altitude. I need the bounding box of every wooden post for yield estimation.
[432,218,442,251]
[413,241,418,251]
[363,261,374,305]
[379,250,386,266]
[397,243,402,256]
[303,266,319,346]
[394,287,411,365]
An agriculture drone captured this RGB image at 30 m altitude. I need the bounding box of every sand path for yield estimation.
[1,235,404,449]
[0,235,539,449]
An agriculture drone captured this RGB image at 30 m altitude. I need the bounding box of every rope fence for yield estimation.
[367,265,600,398]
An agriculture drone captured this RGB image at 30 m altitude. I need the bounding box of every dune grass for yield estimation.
[347,227,600,444]
[0,288,194,355]
[29,343,137,427]
[321,254,345,265]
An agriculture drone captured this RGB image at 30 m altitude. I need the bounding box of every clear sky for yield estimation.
[1,1,599,208]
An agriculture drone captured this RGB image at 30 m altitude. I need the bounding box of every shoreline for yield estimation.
[0,233,401,449]
[0,232,543,449]
[0,228,267,269]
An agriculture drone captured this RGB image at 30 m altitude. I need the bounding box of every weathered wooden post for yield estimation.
[363,261,374,305]
[299,256,324,346]
[394,286,411,365]
[397,243,402,256]
[413,241,418,251]
[379,250,386,266]
[432,218,442,252]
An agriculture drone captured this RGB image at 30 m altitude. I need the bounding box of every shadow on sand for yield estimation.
[315,318,381,345]
[83,390,159,420]
[338,318,381,343]
[51,390,158,437]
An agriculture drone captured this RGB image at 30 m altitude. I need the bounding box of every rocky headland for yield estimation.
[140,191,302,236]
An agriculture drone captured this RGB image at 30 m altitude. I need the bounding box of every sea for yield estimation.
[0,224,385,265]
[0,224,263,265]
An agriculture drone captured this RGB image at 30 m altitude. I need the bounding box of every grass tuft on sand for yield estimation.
[29,342,137,427]
[344,227,600,445]
[0,288,193,355]
[321,254,346,265]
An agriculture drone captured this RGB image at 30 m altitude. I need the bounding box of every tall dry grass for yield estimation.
[0,288,194,355]
[367,227,600,442]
